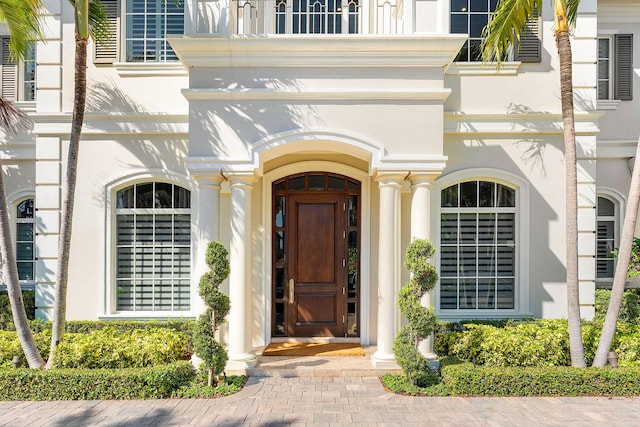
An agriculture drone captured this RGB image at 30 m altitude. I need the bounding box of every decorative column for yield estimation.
[372,172,404,368]
[409,173,438,362]
[192,173,223,315]
[227,173,256,368]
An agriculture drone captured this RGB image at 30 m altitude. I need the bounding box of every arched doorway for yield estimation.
[272,172,361,337]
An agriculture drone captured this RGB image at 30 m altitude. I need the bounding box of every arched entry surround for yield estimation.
[262,161,371,345]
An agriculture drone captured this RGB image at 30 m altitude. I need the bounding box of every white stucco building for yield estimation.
[0,0,638,368]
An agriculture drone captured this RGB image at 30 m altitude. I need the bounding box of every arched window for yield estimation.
[16,198,35,281]
[114,182,191,312]
[439,180,517,310]
[596,195,619,280]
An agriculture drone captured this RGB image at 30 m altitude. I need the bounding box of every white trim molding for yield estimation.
[262,161,372,346]
[168,34,467,68]
[102,169,197,319]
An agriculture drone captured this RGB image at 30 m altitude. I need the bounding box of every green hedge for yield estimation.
[0,361,195,400]
[0,327,189,369]
[382,358,640,396]
[0,290,35,330]
[435,319,640,368]
[64,319,195,335]
[440,360,640,396]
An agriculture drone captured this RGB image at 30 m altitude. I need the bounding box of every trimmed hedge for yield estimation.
[64,319,195,335]
[382,358,640,396]
[440,360,640,396]
[0,361,195,400]
[0,290,35,330]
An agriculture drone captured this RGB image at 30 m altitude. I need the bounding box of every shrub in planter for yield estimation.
[393,239,439,386]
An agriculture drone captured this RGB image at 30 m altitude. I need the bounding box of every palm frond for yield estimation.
[481,0,543,65]
[67,0,109,44]
[0,0,43,61]
[565,0,580,28]
[0,97,31,134]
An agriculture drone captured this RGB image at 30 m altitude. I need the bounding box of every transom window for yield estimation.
[16,199,35,281]
[596,196,617,280]
[440,180,516,310]
[115,182,191,312]
[450,0,498,62]
[125,0,184,62]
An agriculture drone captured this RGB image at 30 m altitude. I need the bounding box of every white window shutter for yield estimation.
[94,0,119,64]
[514,7,541,63]
[614,34,633,101]
[1,37,17,102]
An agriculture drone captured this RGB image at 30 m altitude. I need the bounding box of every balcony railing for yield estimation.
[228,0,402,35]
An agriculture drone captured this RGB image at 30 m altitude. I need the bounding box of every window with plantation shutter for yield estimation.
[598,34,633,101]
[115,182,191,312]
[614,34,633,101]
[514,7,541,63]
[94,0,119,64]
[0,37,17,101]
[440,181,517,311]
[16,198,35,282]
[596,196,619,281]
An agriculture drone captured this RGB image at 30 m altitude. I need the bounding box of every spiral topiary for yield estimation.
[192,241,231,386]
[393,239,440,386]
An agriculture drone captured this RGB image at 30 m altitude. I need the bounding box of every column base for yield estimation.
[226,352,257,372]
[371,350,399,369]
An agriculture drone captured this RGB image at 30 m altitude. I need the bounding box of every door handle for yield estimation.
[289,279,295,304]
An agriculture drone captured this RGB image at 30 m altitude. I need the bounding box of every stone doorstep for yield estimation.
[226,346,402,378]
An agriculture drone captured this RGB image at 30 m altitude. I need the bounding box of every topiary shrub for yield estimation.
[393,239,439,386]
[192,241,231,386]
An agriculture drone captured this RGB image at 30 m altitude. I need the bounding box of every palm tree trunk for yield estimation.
[46,34,87,368]
[0,159,44,369]
[592,139,640,367]
[555,0,585,367]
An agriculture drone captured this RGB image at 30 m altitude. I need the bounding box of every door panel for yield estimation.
[288,193,344,337]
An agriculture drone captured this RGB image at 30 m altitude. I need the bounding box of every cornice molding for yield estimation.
[182,88,452,101]
[446,62,521,76]
[31,113,188,137]
[167,34,467,68]
[444,112,603,135]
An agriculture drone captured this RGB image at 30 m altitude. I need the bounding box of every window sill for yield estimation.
[114,62,188,77]
[100,311,196,321]
[597,99,622,110]
[446,62,521,76]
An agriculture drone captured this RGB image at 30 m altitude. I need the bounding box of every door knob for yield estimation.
[289,279,295,303]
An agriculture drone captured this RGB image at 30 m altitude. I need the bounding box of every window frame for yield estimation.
[597,33,634,103]
[0,36,36,102]
[595,191,624,286]
[597,36,614,101]
[434,169,530,319]
[95,0,185,65]
[15,198,36,284]
[103,173,195,319]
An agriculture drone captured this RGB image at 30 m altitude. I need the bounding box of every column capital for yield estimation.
[226,171,257,187]
[192,172,224,190]
[375,171,407,187]
[408,172,439,188]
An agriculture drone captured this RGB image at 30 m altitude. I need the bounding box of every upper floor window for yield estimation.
[450,1,541,63]
[450,0,498,62]
[274,0,360,34]
[439,180,516,310]
[596,195,618,280]
[598,35,633,101]
[16,198,35,281]
[114,182,191,312]
[0,37,36,101]
[95,0,184,64]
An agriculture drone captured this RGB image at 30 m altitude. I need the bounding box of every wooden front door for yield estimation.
[272,173,361,338]
[287,193,345,336]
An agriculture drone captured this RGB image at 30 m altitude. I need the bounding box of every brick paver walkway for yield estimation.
[1,376,640,426]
